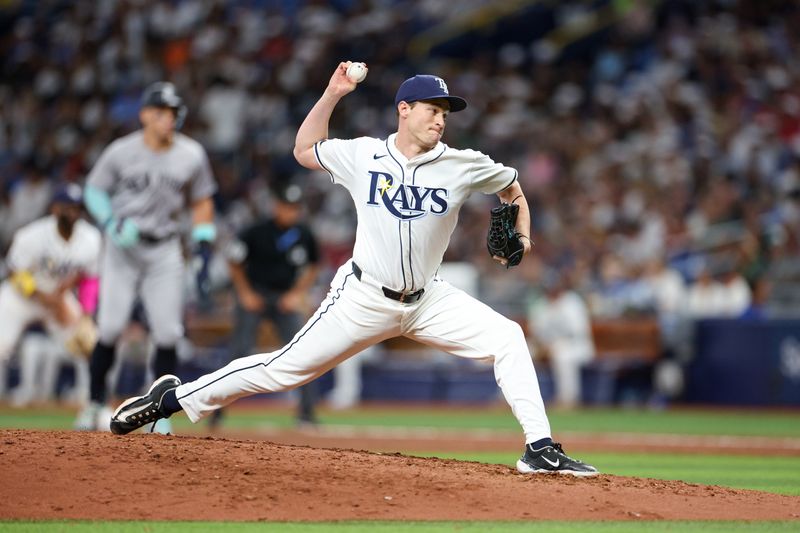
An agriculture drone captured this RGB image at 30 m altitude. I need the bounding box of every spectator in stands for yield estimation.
[687,262,752,319]
[718,267,752,317]
[642,257,687,355]
[738,277,772,321]
[528,271,595,408]
[2,167,53,249]
[686,266,726,319]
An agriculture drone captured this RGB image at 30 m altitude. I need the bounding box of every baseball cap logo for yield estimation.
[394,74,467,112]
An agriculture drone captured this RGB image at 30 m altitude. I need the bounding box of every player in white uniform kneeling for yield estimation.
[0,185,101,410]
[109,63,597,476]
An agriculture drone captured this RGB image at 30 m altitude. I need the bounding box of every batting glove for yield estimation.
[107,217,140,248]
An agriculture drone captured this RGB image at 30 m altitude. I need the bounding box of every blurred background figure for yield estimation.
[642,257,687,358]
[739,277,773,320]
[78,81,217,433]
[9,329,89,407]
[528,271,595,408]
[1,165,54,250]
[215,182,321,428]
[326,348,370,411]
[0,184,101,406]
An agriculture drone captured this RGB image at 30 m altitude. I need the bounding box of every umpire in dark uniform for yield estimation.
[214,182,321,427]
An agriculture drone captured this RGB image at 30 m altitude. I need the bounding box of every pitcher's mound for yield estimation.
[1,429,797,522]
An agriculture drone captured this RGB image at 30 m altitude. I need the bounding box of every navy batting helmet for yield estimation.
[141,81,187,129]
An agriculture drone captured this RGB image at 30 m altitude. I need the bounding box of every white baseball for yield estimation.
[346,62,367,83]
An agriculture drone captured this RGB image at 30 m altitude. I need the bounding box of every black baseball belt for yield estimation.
[139,232,177,245]
[351,262,425,304]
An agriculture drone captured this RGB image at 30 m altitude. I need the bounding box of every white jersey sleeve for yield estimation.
[6,225,37,272]
[468,150,518,195]
[313,138,364,188]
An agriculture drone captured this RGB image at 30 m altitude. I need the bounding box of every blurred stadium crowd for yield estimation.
[1,0,799,404]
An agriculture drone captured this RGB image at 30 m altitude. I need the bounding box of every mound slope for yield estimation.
[1,429,797,522]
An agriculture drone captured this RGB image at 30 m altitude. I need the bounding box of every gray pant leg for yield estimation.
[140,240,184,347]
[97,244,140,344]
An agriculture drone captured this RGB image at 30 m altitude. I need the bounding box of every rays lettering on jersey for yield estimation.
[366,171,448,220]
[37,257,78,278]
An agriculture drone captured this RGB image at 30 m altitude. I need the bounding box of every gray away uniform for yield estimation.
[87,130,216,349]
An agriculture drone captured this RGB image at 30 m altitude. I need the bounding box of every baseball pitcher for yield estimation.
[76,82,217,432]
[109,65,597,476]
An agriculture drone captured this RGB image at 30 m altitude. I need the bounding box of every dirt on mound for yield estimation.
[1,429,797,522]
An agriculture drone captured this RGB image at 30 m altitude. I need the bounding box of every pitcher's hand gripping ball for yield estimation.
[346,62,367,83]
[487,202,525,268]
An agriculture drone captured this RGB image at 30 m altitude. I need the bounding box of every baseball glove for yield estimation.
[65,315,98,359]
[487,202,525,268]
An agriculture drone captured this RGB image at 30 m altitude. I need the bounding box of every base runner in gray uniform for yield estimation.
[74,82,217,432]
[107,65,597,476]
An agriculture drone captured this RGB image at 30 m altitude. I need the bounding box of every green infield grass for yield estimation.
[3,404,800,437]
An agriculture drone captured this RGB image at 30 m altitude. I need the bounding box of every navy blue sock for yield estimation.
[528,437,554,451]
[159,388,182,417]
[153,346,178,378]
[89,341,116,403]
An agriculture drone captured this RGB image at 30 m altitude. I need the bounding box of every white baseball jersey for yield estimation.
[6,216,102,292]
[0,216,102,362]
[175,133,551,445]
[314,133,518,291]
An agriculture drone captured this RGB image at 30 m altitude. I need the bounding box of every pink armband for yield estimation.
[78,276,99,315]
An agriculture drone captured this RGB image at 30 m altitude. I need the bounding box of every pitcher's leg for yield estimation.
[406,280,551,443]
[273,308,317,424]
[175,271,394,422]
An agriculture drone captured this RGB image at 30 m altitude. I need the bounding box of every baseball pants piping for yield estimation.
[176,261,552,443]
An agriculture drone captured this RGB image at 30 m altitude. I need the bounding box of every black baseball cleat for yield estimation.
[110,374,181,435]
[516,442,599,477]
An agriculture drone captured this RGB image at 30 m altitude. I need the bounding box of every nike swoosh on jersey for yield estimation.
[373,154,387,159]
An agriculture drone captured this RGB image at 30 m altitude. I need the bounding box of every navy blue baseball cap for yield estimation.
[394,75,467,112]
[52,183,83,205]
